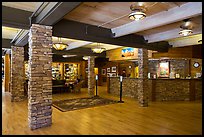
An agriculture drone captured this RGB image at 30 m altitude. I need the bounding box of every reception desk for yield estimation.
[107,77,202,101]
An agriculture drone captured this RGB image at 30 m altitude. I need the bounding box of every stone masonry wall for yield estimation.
[88,56,95,97]
[109,77,152,100]
[10,46,25,102]
[195,80,202,100]
[28,24,53,130]
[138,48,148,107]
[109,78,202,101]
[148,59,190,78]
[154,79,190,101]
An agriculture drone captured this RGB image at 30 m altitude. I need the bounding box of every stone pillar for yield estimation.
[88,56,95,97]
[28,24,53,130]
[138,48,148,107]
[10,46,25,102]
[4,53,10,92]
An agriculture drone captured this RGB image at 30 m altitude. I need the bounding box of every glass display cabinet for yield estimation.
[52,63,62,80]
[64,63,78,81]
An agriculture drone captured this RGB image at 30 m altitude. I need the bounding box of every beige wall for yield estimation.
[4,54,10,92]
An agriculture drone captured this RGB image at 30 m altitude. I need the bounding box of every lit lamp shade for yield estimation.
[53,43,67,50]
[129,10,146,21]
[91,48,106,53]
[83,56,89,60]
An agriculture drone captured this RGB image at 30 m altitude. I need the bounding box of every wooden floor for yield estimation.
[2,86,202,135]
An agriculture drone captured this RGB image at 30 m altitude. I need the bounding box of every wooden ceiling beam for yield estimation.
[53,19,170,52]
[52,48,106,57]
[30,2,81,25]
[2,38,12,49]
[144,23,202,43]
[66,41,93,50]
[112,2,202,37]
[11,29,29,46]
[9,2,81,47]
[2,6,32,29]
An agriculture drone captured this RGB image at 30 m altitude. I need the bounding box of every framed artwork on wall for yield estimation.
[85,68,88,73]
[158,61,169,78]
[112,66,117,72]
[121,48,134,57]
[111,73,116,77]
[102,69,106,75]
[107,73,111,77]
[107,67,110,72]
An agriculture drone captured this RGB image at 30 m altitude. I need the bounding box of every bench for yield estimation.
[52,80,70,94]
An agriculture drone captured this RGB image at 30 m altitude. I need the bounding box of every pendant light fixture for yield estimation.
[129,3,146,21]
[179,19,193,36]
[83,56,89,60]
[91,43,106,53]
[53,37,68,50]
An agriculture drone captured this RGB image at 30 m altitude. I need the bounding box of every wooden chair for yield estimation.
[72,80,84,93]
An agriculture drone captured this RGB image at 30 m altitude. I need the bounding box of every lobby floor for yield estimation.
[2,86,202,135]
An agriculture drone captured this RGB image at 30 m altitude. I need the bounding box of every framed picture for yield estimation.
[122,48,134,57]
[107,73,111,77]
[102,69,106,75]
[111,66,116,72]
[158,61,169,78]
[111,73,116,77]
[107,67,110,72]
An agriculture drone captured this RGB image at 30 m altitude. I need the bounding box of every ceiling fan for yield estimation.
[98,2,158,28]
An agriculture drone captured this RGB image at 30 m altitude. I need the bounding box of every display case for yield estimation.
[64,63,79,81]
[52,63,62,80]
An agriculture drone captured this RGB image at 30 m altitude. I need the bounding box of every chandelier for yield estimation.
[53,37,67,50]
[91,43,106,53]
[179,19,193,36]
[129,3,146,21]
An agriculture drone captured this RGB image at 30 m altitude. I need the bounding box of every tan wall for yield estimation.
[4,54,10,92]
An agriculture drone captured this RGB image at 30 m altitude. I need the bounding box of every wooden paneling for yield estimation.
[64,2,186,29]
[152,45,202,59]
[190,58,202,78]
[2,2,42,12]
[152,46,193,58]
[192,44,202,58]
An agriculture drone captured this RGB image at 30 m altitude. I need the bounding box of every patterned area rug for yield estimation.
[52,96,118,112]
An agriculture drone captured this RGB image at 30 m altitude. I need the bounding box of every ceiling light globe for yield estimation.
[179,29,193,36]
[129,11,146,21]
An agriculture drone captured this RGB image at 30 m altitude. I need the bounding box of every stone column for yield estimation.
[138,48,148,107]
[88,56,95,97]
[10,46,25,102]
[28,24,53,130]
[4,53,10,92]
